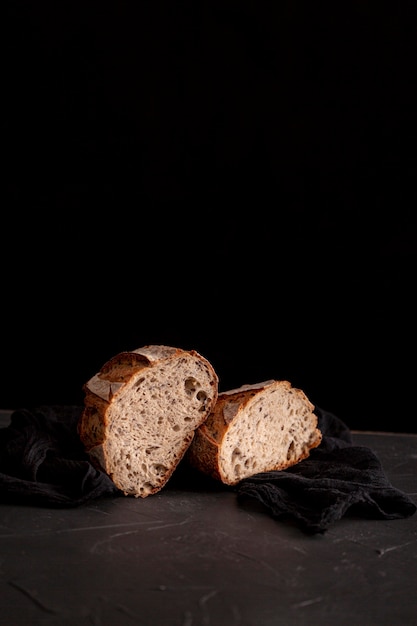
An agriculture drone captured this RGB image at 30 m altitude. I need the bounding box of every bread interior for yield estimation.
[220,385,319,483]
[103,359,214,496]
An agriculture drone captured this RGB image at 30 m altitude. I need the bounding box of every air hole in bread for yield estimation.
[153,464,168,477]
[184,377,199,396]
[234,464,242,478]
[145,446,159,455]
[287,441,295,460]
[197,391,209,410]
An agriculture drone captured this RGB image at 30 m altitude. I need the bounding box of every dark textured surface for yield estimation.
[1,410,417,625]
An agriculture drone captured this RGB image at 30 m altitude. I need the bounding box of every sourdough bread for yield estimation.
[78,345,219,497]
[186,379,322,485]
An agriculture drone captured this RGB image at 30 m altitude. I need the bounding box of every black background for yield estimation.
[3,1,416,432]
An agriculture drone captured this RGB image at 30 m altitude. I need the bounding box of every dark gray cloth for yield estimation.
[0,406,120,506]
[237,407,416,533]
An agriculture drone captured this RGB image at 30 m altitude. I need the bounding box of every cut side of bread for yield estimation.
[78,345,219,497]
[185,380,322,486]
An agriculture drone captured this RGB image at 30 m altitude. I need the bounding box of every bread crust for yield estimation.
[78,345,219,497]
[186,380,322,485]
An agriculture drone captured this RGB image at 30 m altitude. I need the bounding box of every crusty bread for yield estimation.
[77,345,219,497]
[185,379,322,486]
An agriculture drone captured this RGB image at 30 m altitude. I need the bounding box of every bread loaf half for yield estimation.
[186,380,322,486]
[78,345,219,497]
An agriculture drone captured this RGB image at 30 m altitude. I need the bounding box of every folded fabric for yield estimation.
[0,406,120,506]
[0,405,415,536]
[237,406,417,533]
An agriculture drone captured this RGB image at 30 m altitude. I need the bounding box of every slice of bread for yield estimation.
[78,345,219,497]
[185,379,322,486]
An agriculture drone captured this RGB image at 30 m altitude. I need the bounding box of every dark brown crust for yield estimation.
[185,426,223,482]
[77,393,109,450]
[98,351,150,382]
